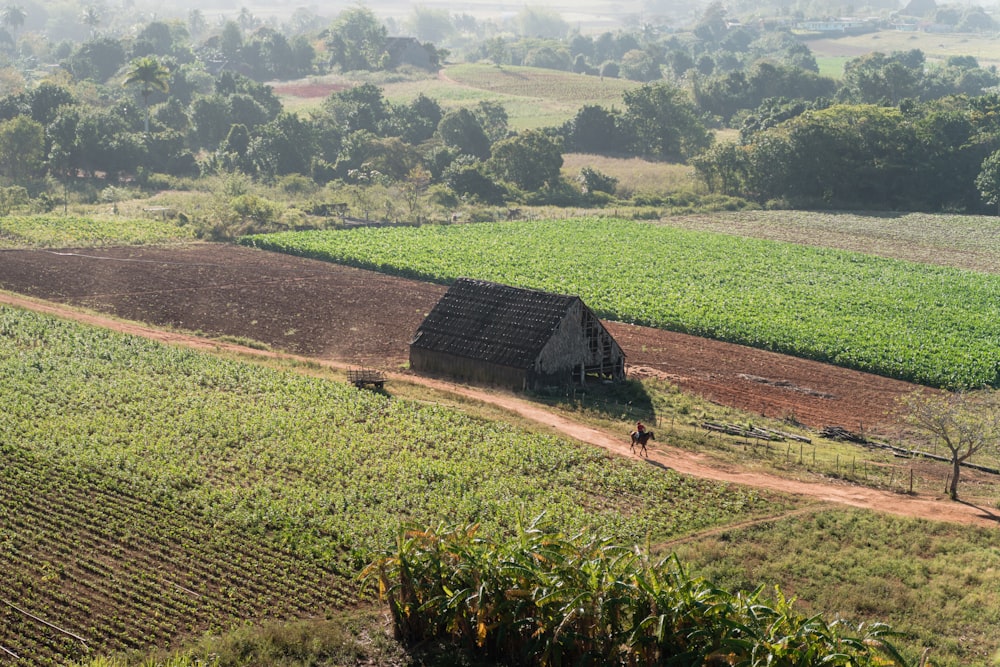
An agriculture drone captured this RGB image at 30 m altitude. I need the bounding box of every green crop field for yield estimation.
[0,305,777,665]
[240,217,1000,389]
[0,214,195,248]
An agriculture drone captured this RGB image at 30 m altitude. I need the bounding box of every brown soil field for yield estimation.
[0,243,918,436]
[271,81,349,98]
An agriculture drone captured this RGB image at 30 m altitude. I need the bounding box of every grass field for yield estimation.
[276,63,641,130]
[814,55,849,79]
[561,153,703,196]
[386,64,640,129]
[806,30,1000,69]
[672,508,1000,667]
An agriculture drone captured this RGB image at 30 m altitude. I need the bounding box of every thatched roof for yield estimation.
[410,278,580,368]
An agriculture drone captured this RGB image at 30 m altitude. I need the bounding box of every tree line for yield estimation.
[4,1,1000,216]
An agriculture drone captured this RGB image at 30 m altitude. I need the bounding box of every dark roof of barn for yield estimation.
[410,278,581,369]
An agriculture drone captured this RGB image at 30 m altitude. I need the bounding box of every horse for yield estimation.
[630,430,654,456]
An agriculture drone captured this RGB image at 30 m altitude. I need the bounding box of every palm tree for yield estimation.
[187,8,206,39]
[81,5,101,37]
[1,4,26,46]
[123,55,169,134]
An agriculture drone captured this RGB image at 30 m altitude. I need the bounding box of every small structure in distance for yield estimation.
[409,278,625,391]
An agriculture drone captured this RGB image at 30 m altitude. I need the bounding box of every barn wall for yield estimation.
[535,302,587,378]
[534,303,626,383]
[410,347,528,390]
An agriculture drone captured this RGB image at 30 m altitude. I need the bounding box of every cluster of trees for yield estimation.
[0,0,724,214]
[693,94,1000,212]
[450,2,1000,143]
[6,0,1000,217]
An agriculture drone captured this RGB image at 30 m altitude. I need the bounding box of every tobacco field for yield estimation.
[241,218,1000,389]
[0,214,195,249]
[0,305,777,665]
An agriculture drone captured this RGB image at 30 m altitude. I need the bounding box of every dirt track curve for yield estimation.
[2,289,997,530]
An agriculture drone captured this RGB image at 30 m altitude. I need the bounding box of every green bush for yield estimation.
[364,520,907,666]
[578,166,618,195]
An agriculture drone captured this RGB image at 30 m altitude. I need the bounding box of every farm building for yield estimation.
[409,278,625,390]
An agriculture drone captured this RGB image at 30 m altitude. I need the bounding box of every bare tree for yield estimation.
[899,389,1000,500]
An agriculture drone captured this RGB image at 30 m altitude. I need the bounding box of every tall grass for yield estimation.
[561,153,703,197]
[672,509,1000,667]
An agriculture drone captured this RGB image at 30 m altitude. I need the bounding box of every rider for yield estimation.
[635,421,645,438]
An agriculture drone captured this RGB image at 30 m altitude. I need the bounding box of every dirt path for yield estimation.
[0,245,915,434]
[3,290,997,530]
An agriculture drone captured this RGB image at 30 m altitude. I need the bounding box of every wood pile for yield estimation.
[819,426,868,443]
[702,421,811,442]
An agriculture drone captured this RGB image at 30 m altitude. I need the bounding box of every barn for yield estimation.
[409,278,625,390]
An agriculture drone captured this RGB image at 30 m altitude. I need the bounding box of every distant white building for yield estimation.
[796,18,874,32]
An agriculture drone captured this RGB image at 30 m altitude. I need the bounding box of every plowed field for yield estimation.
[0,243,918,435]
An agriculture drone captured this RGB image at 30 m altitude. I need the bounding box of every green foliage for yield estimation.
[437,107,491,160]
[487,129,562,190]
[0,306,775,664]
[976,149,1000,213]
[700,101,992,212]
[443,157,508,204]
[0,184,28,214]
[64,37,127,83]
[230,193,280,227]
[621,83,712,161]
[0,114,44,183]
[326,7,388,72]
[364,520,906,666]
[241,218,1000,389]
[70,613,411,667]
[577,166,618,194]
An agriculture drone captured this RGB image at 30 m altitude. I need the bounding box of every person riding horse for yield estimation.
[630,422,654,456]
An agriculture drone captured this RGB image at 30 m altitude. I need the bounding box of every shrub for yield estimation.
[231,194,280,227]
[364,520,907,666]
[577,166,618,195]
[279,173,319,196]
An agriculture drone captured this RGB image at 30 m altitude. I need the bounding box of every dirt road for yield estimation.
[3,290,996,530]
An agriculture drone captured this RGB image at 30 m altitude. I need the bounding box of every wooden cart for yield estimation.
[347,367,387,390]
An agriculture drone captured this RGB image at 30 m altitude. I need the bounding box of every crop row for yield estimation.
[0,444,341,665]
[0,214,194,249]
[240,218,1000,389]
[0,305,778,664]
